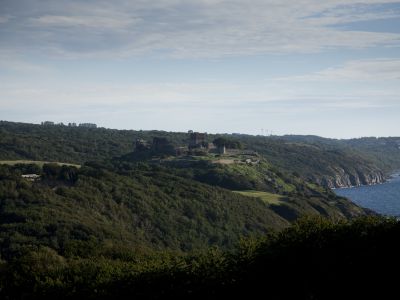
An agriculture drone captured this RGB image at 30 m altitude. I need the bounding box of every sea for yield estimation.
[334,172,400,217]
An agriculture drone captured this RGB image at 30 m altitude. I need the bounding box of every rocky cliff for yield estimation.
[317,167,386,188]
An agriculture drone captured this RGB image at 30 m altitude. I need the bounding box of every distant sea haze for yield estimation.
[334,173,400,217]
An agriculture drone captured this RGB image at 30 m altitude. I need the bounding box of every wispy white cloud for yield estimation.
[32,14,139,30]
[1,71,398,116]
[1,0,400,58]
[314,59,400,81]
[275,59,400,82]
[0,81,239,111]
[1,73,398,137]
[0,58,51,74]
[303,2,400,26]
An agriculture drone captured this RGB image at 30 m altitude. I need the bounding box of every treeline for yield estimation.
[2,121,400,187]
[0,121,189,164]
[1,216,399,299]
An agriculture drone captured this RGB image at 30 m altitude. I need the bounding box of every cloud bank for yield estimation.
[0,0,399,58]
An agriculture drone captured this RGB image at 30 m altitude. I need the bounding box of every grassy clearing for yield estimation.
[274,177,296,193]
[306,182,326,193]
[234,190,283,205]
[0,160,81,168]
[213,159,235,165]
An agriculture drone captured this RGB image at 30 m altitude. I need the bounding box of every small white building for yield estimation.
[21,174,41,181]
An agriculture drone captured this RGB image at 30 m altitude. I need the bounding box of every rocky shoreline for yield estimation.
[317,169,386,189]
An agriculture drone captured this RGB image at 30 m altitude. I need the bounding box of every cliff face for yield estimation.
[317,167,385,188]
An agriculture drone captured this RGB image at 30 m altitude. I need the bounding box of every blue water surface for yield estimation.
[334,173,400,217]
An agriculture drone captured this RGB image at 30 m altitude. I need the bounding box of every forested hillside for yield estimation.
[2,121,399,188]
[1,216,399,299]
[235,135,400,187]
[271,134,400,173]
[0,160,369,260]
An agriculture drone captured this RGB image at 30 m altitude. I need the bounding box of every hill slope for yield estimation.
[1,216,399,299]
[230,134,400,187]
[2,121,399,188]
[0,163,284,258]
[1,160,369,259]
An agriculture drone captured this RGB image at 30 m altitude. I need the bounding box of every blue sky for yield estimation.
[0,0,399,138]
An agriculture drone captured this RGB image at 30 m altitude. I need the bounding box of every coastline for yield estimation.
[320,169,386,190]
[332,170,400,190]
[332,181,386,190]
[331,171,400,190]
[333,171,400,217]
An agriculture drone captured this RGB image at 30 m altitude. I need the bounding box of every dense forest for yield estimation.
[0,161,368,260]
[1,216,399,299]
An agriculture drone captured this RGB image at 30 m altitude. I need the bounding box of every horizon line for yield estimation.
[1,119,398,140]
